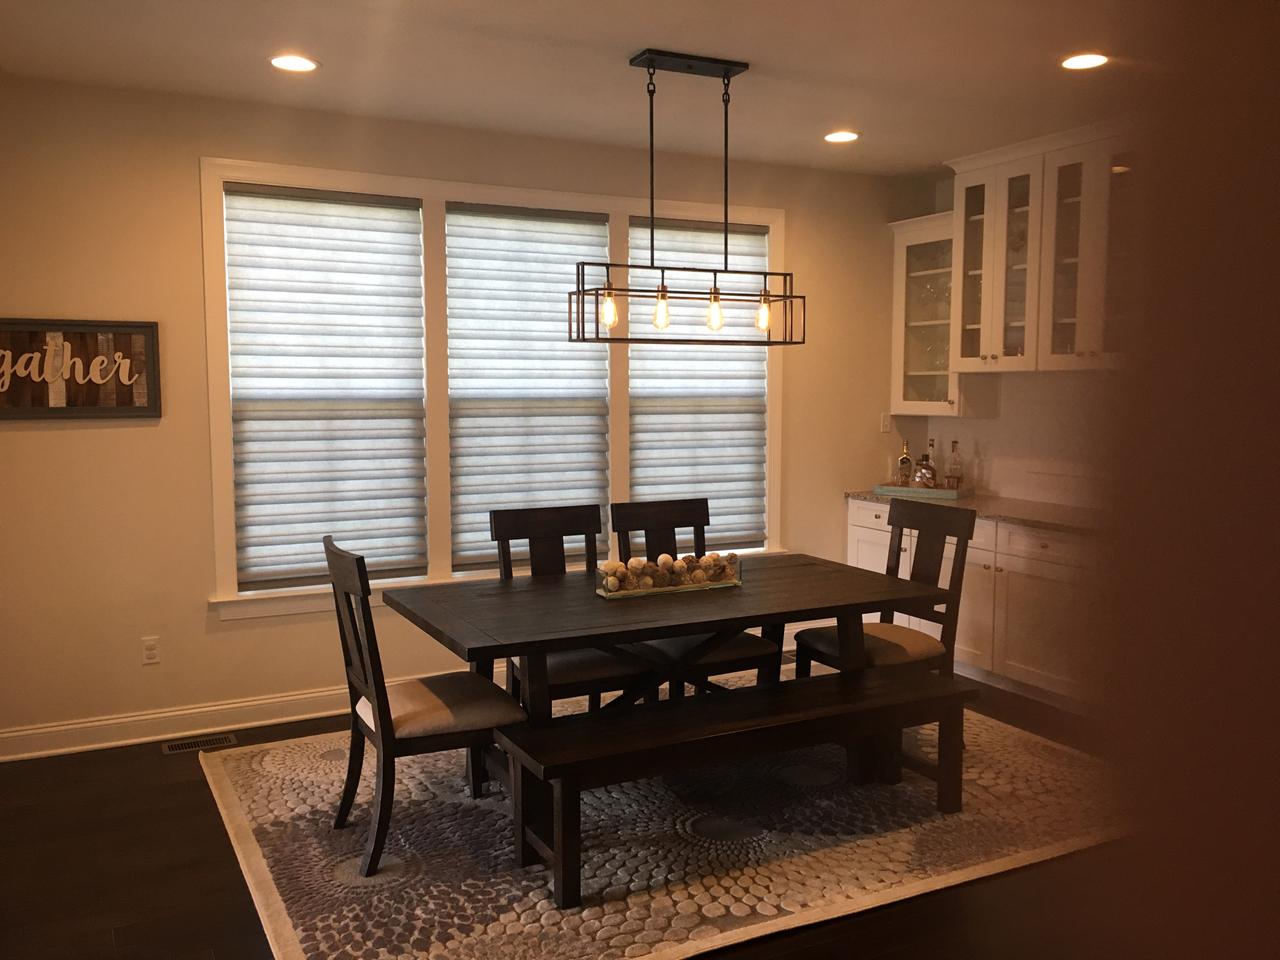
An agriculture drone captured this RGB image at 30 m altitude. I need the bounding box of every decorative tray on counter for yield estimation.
[872,484,973,500]
[596,553,742,600]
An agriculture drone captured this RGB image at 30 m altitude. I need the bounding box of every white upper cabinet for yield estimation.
[950,159,1043,373]
[889,212,998,417]
[944,124,1132,374]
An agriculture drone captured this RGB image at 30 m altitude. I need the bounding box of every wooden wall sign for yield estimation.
[0,319,161,419]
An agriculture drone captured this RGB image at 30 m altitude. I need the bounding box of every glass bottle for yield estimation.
[945,439,965,490]
[913,438,938,488]
[896,441,912,487]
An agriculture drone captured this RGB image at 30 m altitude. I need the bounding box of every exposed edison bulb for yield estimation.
[706,288,724,332]
[755,292,771,332]
[599,286,619,331]
[652,285,671,331]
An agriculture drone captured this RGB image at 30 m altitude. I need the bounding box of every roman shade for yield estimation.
[628,220,769,551]
[445,204,610,568]
[224,189,428,588]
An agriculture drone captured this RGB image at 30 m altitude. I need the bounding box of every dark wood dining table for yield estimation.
[383,552,948,724]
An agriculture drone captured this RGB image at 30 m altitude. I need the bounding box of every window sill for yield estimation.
[210,547,790,622]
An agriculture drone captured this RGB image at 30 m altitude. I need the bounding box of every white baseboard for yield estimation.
[0,623,834,763]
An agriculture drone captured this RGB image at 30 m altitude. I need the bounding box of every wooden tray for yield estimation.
[595,578,742,600]
[872,484,973,500]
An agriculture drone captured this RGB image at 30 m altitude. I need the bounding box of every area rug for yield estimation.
[202,683,1121,960]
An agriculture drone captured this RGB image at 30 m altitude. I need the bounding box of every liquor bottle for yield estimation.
[896,441,912,486]
[913,438,938,488]
[945,440,965,490]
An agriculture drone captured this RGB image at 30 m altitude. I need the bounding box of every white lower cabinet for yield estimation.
[846,499,1092,699]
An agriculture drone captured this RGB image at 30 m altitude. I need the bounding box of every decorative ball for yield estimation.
[626,556,646,574]
[604,576,620,592]
[690,569,707,584]
[623,574,638,591]
[639,575,654,590]
[656,553,674,571]
[669,570,686,586]
[681,554,698,567]
[652,570,671,588]
[699,556,716,572]
[642,561,659,578]
[671,559,687,576]
[707,562,726,582]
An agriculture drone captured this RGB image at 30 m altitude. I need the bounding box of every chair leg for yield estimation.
[334,720,365,829]
[588,691,601,712]
[505,658,522,704]
[466,744,487,799]
[361,746,395,876]
[794,645,812,678]
[668,680,685,700]
[757,655,782,686]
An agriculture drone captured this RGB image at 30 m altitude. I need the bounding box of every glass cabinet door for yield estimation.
[1047,160,1083,357]
[955,182,987,365]
[992,159,1042,369]
[1101,146,1136,357]
[902,236,953,404]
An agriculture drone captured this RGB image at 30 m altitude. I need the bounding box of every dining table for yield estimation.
[383,552,949,724]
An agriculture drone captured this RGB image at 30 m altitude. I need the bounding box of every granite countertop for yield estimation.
[845,490,1103,535]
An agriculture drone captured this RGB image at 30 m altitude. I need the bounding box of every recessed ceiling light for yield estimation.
[824,130,859,143]
[1111,163,1131,174]
[271,54,319,73]
[1061,53,1108,70]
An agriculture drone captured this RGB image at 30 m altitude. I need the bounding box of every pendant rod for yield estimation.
[647,65,656,269]
[722,75,731,271]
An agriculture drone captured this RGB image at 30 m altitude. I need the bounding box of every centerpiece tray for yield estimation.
[595,553,743,600]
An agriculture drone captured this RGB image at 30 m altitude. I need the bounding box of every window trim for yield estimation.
[200,157,786,614]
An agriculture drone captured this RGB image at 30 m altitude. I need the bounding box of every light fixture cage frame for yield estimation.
[569,261,805,346]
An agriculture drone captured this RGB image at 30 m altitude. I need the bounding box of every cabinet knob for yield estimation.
[992,355,1000,362]
[982,563,991,570]
[873,513,882,520]
[1075,351,1085,357]
[1088,350,1099,357]
[995,566,1005,573]
[1039,542,1049,549]
[900,547,908,553]
[947,399,955,406]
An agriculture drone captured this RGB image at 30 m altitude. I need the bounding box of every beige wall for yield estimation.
[0,75,908,752]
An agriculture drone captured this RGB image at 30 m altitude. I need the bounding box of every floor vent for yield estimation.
[161,733,237,755]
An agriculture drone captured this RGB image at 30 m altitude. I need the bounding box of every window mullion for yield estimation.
[422,199,453,577]
[606,208,631,560]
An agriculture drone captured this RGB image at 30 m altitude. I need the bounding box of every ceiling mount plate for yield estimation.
[629,48,749,79]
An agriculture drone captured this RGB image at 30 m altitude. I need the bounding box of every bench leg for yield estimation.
[877,729,903,785]
[794,645,812,679]
[552,778,581,909]
[465,745,487,799]
[845,737,878,785]
[937,705,964,813]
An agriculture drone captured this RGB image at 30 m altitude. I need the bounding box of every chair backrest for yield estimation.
[323,535,392,740]
[884,499,978,666]
[611,498,709,562]
[489,504,602,580]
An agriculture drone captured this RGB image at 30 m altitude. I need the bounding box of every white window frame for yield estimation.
[200,157,785,618]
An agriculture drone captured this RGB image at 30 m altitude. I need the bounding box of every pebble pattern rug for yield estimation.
[202,681,1121,960]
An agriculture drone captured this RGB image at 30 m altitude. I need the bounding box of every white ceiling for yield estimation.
[0,0,1157,174]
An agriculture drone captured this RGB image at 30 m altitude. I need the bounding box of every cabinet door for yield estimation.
[909,545,996,672]
[993,554,1095,698]
[949,171,994,373]
[846,524,912,623]
[1037,142,1110,370]
[1098,139,1136,363]
[891,214,959,415]
[988,158,1043,371]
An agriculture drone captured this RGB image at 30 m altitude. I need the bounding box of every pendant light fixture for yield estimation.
[569,49,805,346]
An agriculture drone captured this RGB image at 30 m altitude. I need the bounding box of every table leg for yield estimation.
[523,654,552,725]
[466,658,497,795]
[835,610,867,672]
[759,624,783,685]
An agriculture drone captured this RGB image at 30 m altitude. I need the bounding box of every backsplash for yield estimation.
[918,372,1115,508]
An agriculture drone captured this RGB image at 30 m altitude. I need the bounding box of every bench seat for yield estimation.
[496,673,979,907]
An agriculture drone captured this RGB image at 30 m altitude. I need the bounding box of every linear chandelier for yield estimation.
[569,49,806,346]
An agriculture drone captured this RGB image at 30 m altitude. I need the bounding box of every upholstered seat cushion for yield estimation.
[795,622,945,667]
[641,631,778,666]
[541,648,655,686]
[356,671,526,739]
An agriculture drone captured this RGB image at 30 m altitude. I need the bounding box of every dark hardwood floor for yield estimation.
[0,675,1118,960]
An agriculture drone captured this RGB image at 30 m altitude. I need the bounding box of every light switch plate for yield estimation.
[880,412,892,433]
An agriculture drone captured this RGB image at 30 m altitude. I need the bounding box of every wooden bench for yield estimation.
[495,672,979,907]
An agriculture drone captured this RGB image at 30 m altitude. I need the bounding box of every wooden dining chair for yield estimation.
[611,498,783,697]
[491,504,659,712]
[794,499,978,678]
[324,536,526,877]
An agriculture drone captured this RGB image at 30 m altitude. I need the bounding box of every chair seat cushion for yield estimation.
[795,622,945,667]
[356,672,526,739]
[542,648,654,686]
[641,631,778,666]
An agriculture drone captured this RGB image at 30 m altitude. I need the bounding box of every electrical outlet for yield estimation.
[141,636,160,666]
[880,412,892,433]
